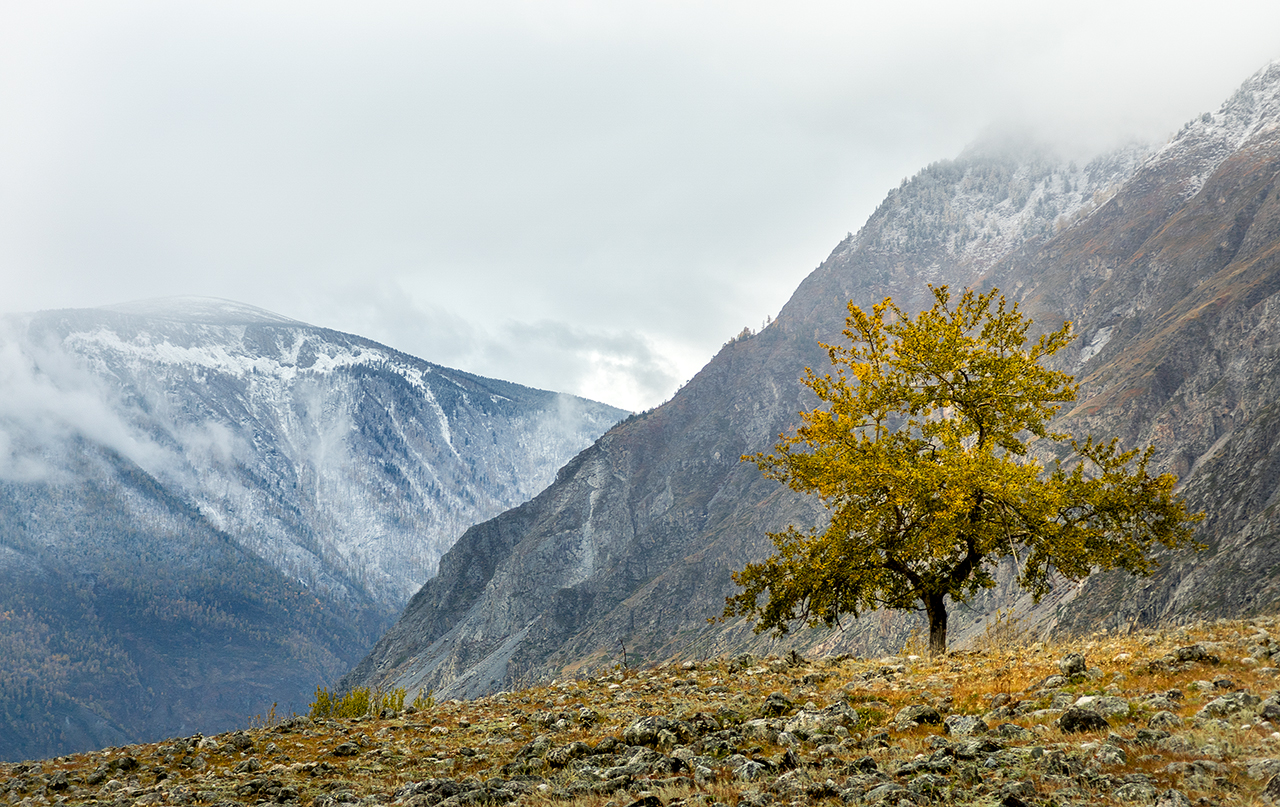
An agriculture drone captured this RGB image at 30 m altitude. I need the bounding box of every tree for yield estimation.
[724,286,1202,657]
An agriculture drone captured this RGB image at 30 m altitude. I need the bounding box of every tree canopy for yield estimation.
[724,286,1202,656]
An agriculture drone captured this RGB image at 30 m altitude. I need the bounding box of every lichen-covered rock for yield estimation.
[1059,653,1087,677]
[943,714,988,737]
[894,704,942,728]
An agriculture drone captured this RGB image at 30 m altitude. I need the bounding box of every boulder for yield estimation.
[1059,653,1087,677]
[894,704,942,728]
[943,715,988,737]
[1056,707,1109,733]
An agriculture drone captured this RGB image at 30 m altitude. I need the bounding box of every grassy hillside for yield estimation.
[7,616,1280,806]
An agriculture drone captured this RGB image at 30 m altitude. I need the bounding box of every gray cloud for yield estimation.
[1,1,1278,410]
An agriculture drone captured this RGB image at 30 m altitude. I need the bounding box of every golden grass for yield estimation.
[7,615,1280,806]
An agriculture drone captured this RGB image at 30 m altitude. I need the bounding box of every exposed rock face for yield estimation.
[349,62,1280,703]
[0,299,624,761]
[985,62,1280,634]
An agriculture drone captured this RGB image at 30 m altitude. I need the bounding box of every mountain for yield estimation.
[345,62,1280,702]
[0,298,625,761]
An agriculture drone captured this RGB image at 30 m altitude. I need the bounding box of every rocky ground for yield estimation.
[8,617,1280,806]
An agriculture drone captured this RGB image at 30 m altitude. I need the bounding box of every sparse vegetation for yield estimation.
[309,686,407,719]
[9,616,1280,807]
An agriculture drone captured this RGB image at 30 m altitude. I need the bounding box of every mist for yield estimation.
[2,1,1279,410]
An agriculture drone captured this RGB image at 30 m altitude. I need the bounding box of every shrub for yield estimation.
[309,685,406,719]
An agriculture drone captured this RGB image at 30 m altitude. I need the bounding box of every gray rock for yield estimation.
[1095,744,1128,766]
[1057,707,1109,733]
[1059,653,1087,677]
[943,714,988,737]
[894,704,942,727]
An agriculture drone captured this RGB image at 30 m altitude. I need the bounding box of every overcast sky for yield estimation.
[2,2,1278,411]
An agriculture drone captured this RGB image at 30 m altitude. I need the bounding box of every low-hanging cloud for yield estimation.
[302,277,676,411]
[0,320,169,482]
[498,320,678,413]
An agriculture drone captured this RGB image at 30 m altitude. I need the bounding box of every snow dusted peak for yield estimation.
[1146,60,1280,195]
[847,140,1148,269]
[102,296,307,326]
[1205,60,1280,146]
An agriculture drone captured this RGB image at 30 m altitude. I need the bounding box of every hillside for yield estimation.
[342,62,1280,703]
[0,299,625,761]
[9,617,1280,807]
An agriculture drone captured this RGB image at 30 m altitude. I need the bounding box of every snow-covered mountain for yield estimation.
[0,298,625,760]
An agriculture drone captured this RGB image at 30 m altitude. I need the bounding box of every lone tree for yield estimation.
[724,286,1202,657]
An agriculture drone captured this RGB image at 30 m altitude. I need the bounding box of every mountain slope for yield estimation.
[0,298,625,761]
[985,61,1280,633]
[349,61,1280,703]
[342,123,1160,699]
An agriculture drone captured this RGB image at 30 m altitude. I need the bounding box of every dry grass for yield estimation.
[4,615,1280,806]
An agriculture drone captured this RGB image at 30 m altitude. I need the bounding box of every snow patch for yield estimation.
[1079,326,1114,366]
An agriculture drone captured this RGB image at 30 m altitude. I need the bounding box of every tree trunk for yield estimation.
[924,592,947,658]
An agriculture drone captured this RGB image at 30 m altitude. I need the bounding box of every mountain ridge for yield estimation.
[0,301,625,761]
[344,60,1280,703]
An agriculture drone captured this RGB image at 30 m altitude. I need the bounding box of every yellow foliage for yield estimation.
[309,685,407,719]
[725,286,1203,657]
